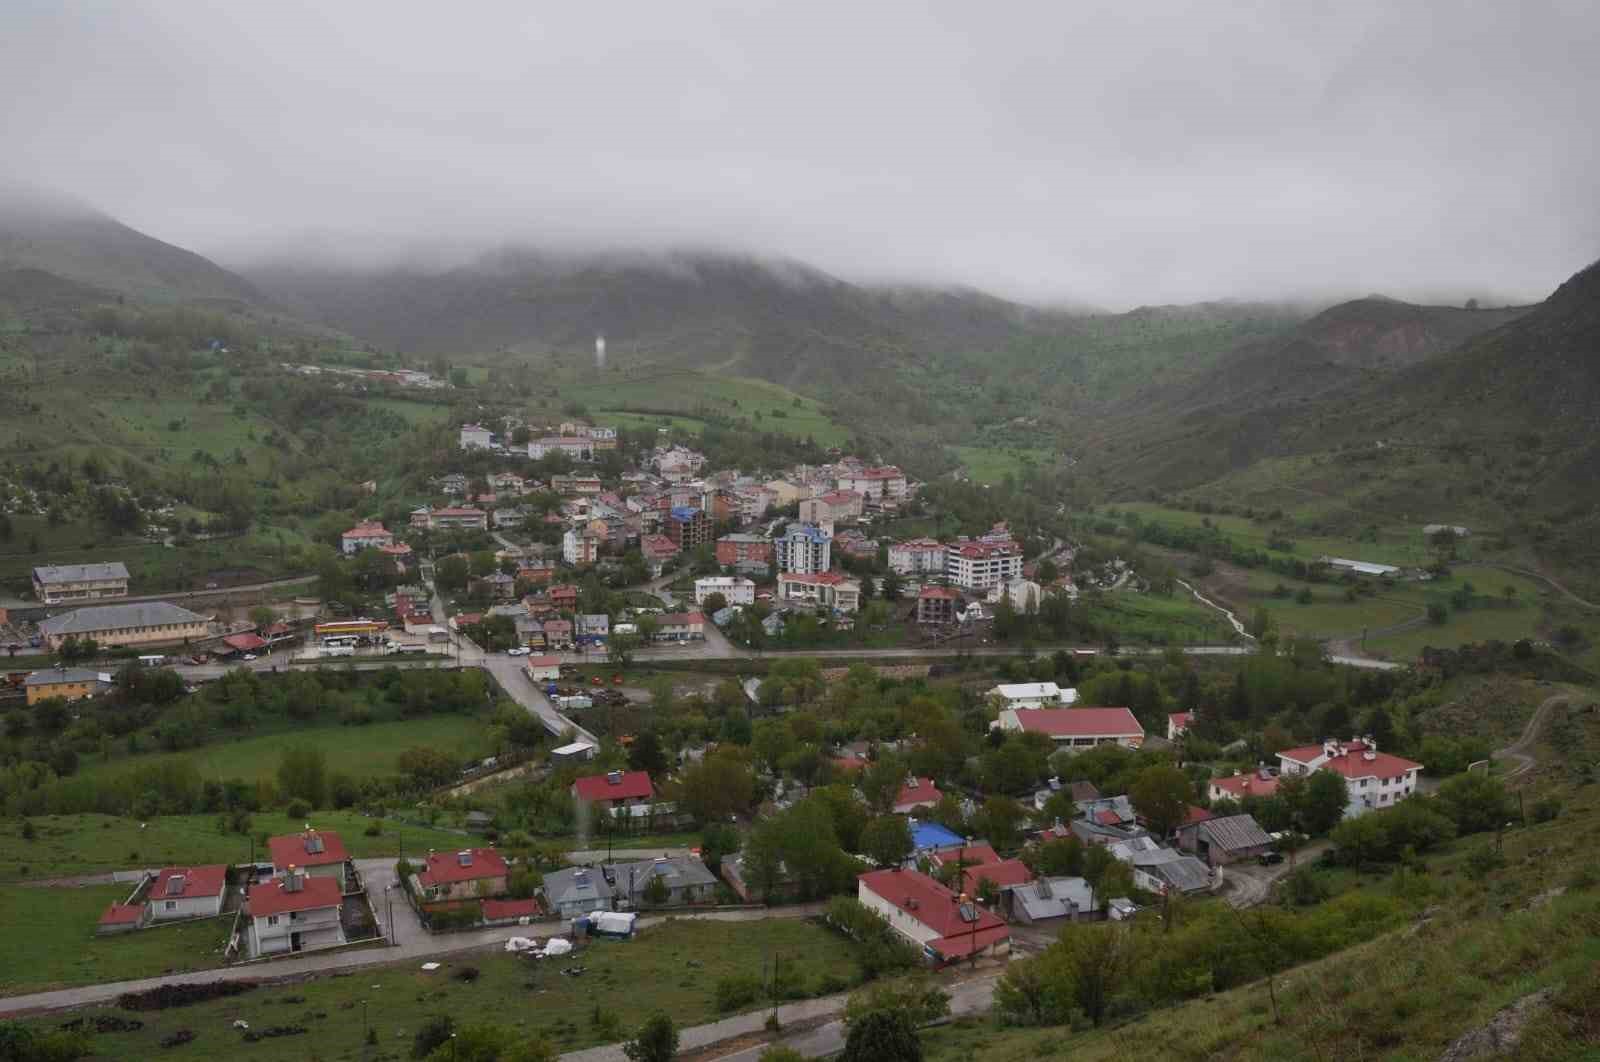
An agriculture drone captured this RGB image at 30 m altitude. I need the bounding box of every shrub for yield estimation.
[715,975,763,1012]
[119,981,256,1011]
[158,1029,196,1048]
[364,819,384,837]
[454,965,480,983]
[412,1015,455,1058]
[1531,798,1562,823]
[285,799,311,820]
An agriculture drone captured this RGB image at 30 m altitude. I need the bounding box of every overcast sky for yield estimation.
[4,0,1597,307]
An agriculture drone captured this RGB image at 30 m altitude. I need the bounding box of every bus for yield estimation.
[138,654,167,667]
[313,618,388,640]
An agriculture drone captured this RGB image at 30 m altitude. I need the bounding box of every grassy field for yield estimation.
[563,370,851,446]
[1112,500,1452,569]
[363,397,454,426]
[950,445,1057,485]
[1080,590,1239,645]
[0,515,308,590]
[21,917,863,1059]
[0,885,231,995]
[76,715,493,789]
[0,812,479,882]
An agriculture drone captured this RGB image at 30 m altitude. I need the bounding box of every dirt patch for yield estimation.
[1439,988,1555,1061]
[820,664,931,683]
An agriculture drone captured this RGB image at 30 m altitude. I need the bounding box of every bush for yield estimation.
[412,1015,454,1058]
[285,799,311,820]
[364,819,384,837]
[158,1029,196,1048]
[1465,845,1505,880]
[1531,798,1562,823]
[454,965,480,983]
[119,981,257,1011]
[714,974,764,1012]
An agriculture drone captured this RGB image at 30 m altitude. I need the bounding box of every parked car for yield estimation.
[242,653,258,661]
[507,647,530,656]
[1258,850,1284,866]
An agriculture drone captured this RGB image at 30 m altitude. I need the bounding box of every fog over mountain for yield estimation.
[4,2,1597,309]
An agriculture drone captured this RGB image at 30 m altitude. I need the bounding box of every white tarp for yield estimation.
[592,911,636,937]
[542,937,573,956]
[504,936,538,953]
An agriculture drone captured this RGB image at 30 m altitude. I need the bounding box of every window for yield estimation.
[165,901,176,910]
[267,915,279,926]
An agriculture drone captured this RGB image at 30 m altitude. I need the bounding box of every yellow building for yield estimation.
[26,667,112,705]
[37,602,209,651]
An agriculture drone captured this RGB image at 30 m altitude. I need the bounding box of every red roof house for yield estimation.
[247,874,343,918]
[857,868,1011,963]
[892,777,943,814]
[415,847,510,901]
[998,706,1144,748]
[572,769,655,807]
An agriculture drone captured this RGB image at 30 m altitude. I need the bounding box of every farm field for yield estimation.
[0,812,479,882]
[949,444,1058,485]
[20,917,865,1059]
[0,515,308,591]
[0,884,230,995]
[562,370,851,446]
[1080,590,1238,646]
[75,715,495,789]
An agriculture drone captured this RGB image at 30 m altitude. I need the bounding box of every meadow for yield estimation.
[17,917,864,1059]
[561,370,852,446]
[73,715,495,790]
[0,811,478,882]
[0,884,231,995]
[949,444,1058,486]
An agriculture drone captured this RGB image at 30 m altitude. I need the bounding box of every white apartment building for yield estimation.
[888,538,946,575]
[459,424,493,450]
[774,524,832,574]
[694,576,756,606]
[945,539,1024,590]
[1277,739,1424,816]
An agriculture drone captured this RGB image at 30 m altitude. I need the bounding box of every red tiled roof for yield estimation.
[416,848,509,888]
[640,534,679,557]
[932,924,1012,959]
[434,507,487,517]
[248,875,343,917]
[482,898,542,920]
[780,571,852,586]
[967,859,1034,889]
[99,903,143,925]
[1183,804,1215,826]
[858,868,1008,943]
[894,777,942,808]
[660,612,705,626]
[1169,712,1192,728]
[526,655,560,667]
[1315,749,1424,780]
[573,770,655,802]
[1094,809,1122,826]
[929,844,1000,869]
[1011,707,1144,739]
[223,633,268,652]
[918,586,961,600]
[1211,772,1280,800]
[267,830,349,870]
[151,865,228,901]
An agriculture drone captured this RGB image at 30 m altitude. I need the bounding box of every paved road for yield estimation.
[0,889,827,1018]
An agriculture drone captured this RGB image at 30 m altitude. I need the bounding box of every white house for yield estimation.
[995,707,1145,749]
[563,528,601,566]
[459,424,493,450]
[695,576,756,606]
[245,870,345,958]
[887,538,946,575]
[1277,738,1423,815]
[524,656,562,682]
[146,865,228,922]
[836,466,908,503]
[340,522,394,556]
[1167,712,1192,740]
[856,868,1009,965]
[989,682,1078,709]
[778,571,861,613]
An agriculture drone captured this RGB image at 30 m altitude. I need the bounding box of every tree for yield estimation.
[628,730,669,778]
[701,591,728,615]
[844,976,950,1028]
[642,872,671,907]
[881,570,904,601]
[679,748,757,822]
[623,1013,678,1062]
[1436,772,1513,834]
[607,632,640,669]
[1129,764,1193,839]
[839,1009,921,1062]
[860,815,913,867]
[276,745,329,807]
[1280,770,1349,835]
[859,756,907,814]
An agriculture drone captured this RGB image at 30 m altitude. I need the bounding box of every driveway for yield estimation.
[1224,842,1331,908]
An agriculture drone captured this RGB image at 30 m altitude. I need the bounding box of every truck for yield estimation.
[554,695,593,710]
[321,645,356,658]
[384,641,428,656]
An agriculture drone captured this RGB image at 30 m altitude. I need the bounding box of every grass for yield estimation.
[562,370,851,446]
[0,812,479,883]
[0,884,231,995]
[21,917,864,1058]
[1112,500,1451,569]
[950,445,1057,486]
[75,715,494,789]
[1079,590,1240,646]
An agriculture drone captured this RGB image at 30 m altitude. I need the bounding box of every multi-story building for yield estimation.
[1277,739,1423,815]
[25,667,113,705]
[410,507,489,532]
[32,562,130,604]
[945,539,1023,590]
[37,602,209,652]
[694,576,755,606]
[799,489,864,528]
[528,437,595,461]
[340,522,394,555]
[716,534,773,572]
[887,538,945,576]
[915,586,960,625]
[777,571,861,613]
[550,474,604,496]
[268,828,350,891]
[836,466,908,504]
[774,524,832,574]
[665,506,712,551]
[562,528,602,566]
[459,424,493,450]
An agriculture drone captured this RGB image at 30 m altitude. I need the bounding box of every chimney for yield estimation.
[607,770,623,786]
[1363,749,1377,761]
